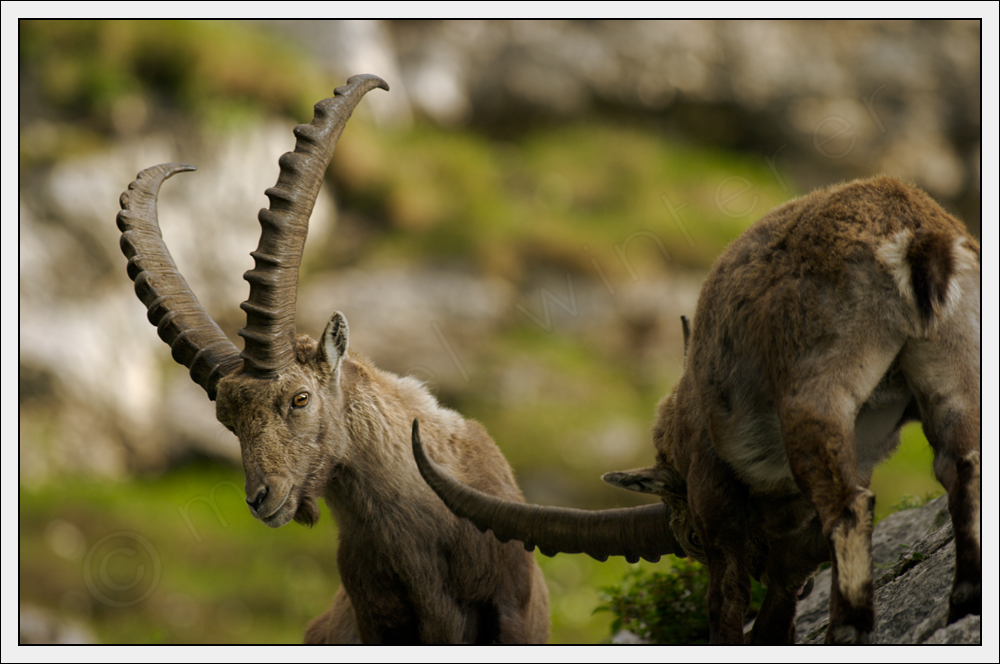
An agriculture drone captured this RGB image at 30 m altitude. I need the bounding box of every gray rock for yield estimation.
[924,614,981,645]
[795,495,980,644]
[273,20,979,234]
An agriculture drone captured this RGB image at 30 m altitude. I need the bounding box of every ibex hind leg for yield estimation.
[900,285,981,623]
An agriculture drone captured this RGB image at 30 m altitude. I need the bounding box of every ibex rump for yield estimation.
[117,75,548,644]
[413,176,981,644]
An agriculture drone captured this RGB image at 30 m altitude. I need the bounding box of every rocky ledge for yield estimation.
[795,495,980,645]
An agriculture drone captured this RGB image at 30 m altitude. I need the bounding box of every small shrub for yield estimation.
[596,559,767,644]
[888,492,939,514]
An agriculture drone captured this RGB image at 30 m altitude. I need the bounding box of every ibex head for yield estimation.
[117,74,388,528]
[215,313,351,528]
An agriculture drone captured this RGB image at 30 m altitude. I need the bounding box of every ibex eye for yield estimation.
[292,392,310,408]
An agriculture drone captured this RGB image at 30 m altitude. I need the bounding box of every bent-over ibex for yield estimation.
[413,176,981,644]
[117,74,548,644]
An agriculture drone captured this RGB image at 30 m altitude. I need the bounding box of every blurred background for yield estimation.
[18,19,981,644]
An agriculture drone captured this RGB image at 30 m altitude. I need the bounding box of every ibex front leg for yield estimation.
[689,452,753,644]
[749,518,827,644]
[781,396,876,644]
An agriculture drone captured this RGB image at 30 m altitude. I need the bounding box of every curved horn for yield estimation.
[412,420,682,564]
[239,73,389,376]
[117,163,243,400]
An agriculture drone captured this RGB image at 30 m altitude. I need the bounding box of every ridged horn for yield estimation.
[117,163,243,400]
[412,420,682,564]
[239,73,389,376]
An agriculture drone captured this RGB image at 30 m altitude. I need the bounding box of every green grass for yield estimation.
[17,459,663,644]
[18,20,328,166]
[19,19,326,126]
[19,421,940,644]
[331,120,793,283]
[870,422,942,522]
[19,462,340,644]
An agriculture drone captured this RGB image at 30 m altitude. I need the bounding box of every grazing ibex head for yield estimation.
[117,74,389,528]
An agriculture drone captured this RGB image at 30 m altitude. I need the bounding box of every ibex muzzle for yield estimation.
[117,75,549,644]
[413,176,981,644]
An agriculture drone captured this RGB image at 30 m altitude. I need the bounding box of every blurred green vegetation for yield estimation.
[19,19,942,645]
[19,19,326,125]
[19,462,337,644]
[18,19,328,166]
[332,118,792,281]
[871,423,941,522]
[18,429,941,644]
[17,461,667,644]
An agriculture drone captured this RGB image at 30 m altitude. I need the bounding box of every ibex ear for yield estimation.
[319,311,350,381]
[603,466,685,498]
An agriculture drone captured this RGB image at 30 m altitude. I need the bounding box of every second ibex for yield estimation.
[116,75,548,644]
[414,175,981,644]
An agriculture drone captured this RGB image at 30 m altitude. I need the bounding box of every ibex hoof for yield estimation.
[948,581,981,623]
[827,625,870,644]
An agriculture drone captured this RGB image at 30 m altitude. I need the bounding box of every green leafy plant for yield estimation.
[596,560,766,644]
[888,492,939,514]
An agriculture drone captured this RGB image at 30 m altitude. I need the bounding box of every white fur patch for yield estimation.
[876,231,915,312]
[832,489,874,607]
[933,236,976,321]
[877,233,980,337]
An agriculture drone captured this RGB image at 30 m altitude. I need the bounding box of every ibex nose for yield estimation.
[247,485,269,512]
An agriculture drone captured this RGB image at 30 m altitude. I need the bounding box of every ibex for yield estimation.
[116,74,548,644]
[413,175,981,644]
